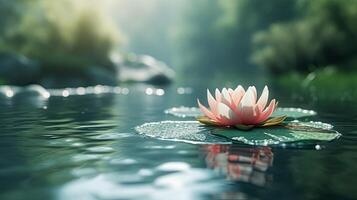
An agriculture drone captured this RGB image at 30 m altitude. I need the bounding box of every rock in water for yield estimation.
[112,53,175,85]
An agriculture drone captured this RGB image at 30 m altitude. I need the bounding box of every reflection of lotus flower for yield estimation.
[197,85,285,129]
[203,144,273,185]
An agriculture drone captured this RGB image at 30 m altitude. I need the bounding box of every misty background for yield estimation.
[0,0,356,102]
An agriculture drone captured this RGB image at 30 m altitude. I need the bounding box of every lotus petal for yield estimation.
[232,86,245,107]
[197,85,281,128]
[207,89,218,115]
[239,87,255,109]
[257,86,269,109]
[250,86,257,103]
[258,99,276,122]
[197,116,219,126]
[260,115,287,127]
[215,89,222,102]
[221,88,232,106]
[218,102,236,120]
[198,99,217,120]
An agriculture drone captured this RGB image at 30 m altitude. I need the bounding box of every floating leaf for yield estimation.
[135,120,340,146]
[213,121,340,146]
[271,107,316,119]
[135,121,231,144]
[165,106,316,119]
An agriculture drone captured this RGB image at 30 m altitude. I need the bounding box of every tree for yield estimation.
[251,0,357,74]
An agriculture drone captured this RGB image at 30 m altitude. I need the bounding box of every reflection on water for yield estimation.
[59,168,225,200]
[203,145,273,186]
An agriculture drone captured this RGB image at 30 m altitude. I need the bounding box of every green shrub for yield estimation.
[252,0,357,73]
[276,67,357,102]
[1,0,122,75]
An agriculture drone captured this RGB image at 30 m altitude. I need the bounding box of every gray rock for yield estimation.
[0,52,40,85]
[112,53,175,85]
[85,66,117,86]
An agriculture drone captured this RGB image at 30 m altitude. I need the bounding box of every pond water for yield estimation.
[0,80,356,200]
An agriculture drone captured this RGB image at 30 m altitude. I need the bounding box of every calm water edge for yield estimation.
[0,80,356,200]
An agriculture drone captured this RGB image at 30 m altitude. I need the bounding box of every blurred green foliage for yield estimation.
[252,0,357,74]
[0,0,27,35]
[0,0,121,75]
[276,67,357,102]
[175,0,357,76]
[217,0,296,68]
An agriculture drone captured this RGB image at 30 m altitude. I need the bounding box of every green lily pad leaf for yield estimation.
[165,106,316,119]
[213,121,340,146]
[164,107,202,118]
[271,107,316,119]
[135,121,231,144]
[135,120,340,147]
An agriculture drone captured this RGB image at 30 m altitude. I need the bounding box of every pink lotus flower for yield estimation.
[197,85,284,128]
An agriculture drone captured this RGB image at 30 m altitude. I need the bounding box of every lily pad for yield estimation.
[135,121,231,144]
[165,106,316,119]
[135,120,340,146]
[213,121,340,146]
[271,107,316,119]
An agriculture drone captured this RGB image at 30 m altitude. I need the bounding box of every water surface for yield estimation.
[0,81,356,200]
